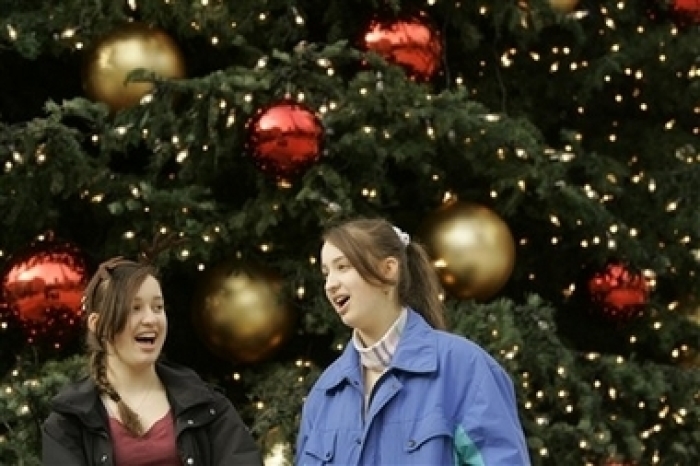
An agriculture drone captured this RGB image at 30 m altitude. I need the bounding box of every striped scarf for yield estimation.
[353,308,407,373]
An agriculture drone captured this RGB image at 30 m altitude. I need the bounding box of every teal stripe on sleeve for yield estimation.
[453,424,486,466]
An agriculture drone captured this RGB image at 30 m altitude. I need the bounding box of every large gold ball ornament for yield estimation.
[420,201,516,300]
[82,22,186,112]
[192,261,296,364]
[517,0,579,15]
[549,0,579,13]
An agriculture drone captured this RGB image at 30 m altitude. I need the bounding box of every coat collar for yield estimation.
[316,309,438,391]
[50,358,216,428]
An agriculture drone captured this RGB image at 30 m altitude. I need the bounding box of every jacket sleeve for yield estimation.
[42,412,89,466]
[454,358,531,465]
[295,393,315,464]
[208,392,264,466]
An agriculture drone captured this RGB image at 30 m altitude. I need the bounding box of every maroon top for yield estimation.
[108,410,181,466]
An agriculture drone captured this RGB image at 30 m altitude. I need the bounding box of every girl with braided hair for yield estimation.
[42,257,263,466]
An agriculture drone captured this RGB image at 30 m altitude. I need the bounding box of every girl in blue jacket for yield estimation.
[297,217,531,465]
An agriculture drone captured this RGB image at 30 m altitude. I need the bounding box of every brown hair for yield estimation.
[82,257,158,437]
[322,218,446,330]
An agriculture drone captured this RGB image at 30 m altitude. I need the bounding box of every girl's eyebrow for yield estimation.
[132,296,164,302]
[321,255,346,270]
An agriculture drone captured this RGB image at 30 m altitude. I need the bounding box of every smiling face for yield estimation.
[321,241,399,343]
[86,263,168,374]
[106,274,167,370]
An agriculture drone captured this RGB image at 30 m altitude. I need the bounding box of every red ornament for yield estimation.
[587,261,648,321]
[1,239,89,350]
[363,14,442,81]
[245,100,324,179]
[673,0,700,21]
[601,459,636,466]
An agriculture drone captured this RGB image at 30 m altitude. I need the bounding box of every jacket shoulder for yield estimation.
[157,358,236,415]
[434,330,506,372]
[157,357,203,377]
[435,329,489,353]
[49,375,100,414]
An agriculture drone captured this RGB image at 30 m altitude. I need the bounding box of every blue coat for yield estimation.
[296,309,531,465]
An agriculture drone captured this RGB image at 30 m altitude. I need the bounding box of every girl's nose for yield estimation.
[142,307,159,322]
[324,275,339,293]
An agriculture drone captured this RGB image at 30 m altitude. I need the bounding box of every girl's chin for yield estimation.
[339,313,360,329]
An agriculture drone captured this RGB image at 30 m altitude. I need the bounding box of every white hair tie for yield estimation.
[392,226,410,247]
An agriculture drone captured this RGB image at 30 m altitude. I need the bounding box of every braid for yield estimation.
[89,348,144,437]
[90,350,117,400]
[83,255,165,438]
[115,398,144,437]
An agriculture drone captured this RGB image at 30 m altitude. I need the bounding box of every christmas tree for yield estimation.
[1,0,699,464]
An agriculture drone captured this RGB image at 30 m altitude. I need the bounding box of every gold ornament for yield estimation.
[420,201,516,300]
[82,22,186,112]
[549,0,579,13]
[517,0,579,16]
[192,261,295,364]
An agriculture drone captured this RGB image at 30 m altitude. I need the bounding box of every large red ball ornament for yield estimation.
[601,460,635,466]
[363,14,442,81]
[673,0,700,21]
[245,100,324,179]
[1,240,89,349]
[587,261,648,321]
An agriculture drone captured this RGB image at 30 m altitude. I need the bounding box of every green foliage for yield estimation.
[240,362,321,454]
[0,354,87,466]
[0,0,699,464]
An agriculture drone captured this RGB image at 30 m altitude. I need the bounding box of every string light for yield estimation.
[0,2,697,465]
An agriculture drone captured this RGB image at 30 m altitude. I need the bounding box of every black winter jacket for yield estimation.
[41,359,263,466]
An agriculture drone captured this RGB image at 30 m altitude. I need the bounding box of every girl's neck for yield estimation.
[106,359,159,393]
[359,305,403,345]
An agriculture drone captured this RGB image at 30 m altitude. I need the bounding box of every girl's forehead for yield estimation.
[320,242,345,263]
[133,275,162,294]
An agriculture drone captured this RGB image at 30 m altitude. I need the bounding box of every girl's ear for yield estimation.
[382,257,399,281]
[87,313,99,334]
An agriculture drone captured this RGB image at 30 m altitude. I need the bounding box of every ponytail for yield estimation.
[401,241,447,330]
